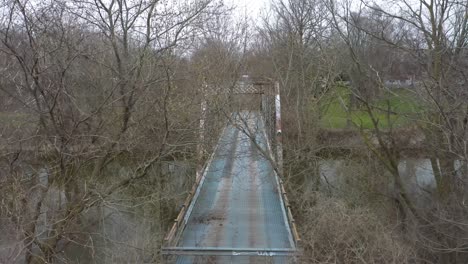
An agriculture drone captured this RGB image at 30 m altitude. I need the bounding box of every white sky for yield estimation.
[226,0,270,19]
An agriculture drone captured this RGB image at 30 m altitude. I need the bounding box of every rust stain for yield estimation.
[205,129,239,248]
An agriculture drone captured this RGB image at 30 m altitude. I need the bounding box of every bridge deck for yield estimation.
[169,112,295,263]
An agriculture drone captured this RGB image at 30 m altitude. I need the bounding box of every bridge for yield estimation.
[162,80,300,263]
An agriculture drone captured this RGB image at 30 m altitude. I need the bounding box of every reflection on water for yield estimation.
[0,161,193,263]
[319,158,466,199]
[320,159,438,196]
[398,159,436,193]
[66,161,193,263]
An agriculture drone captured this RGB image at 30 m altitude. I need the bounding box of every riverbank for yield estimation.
[314,126,433,158]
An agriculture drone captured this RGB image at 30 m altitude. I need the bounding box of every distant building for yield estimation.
[384,76,415,89]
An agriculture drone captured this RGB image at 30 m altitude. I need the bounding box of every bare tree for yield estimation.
[0,0,225,262]
[328,0,468,262]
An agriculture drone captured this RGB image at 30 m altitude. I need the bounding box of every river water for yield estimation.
[0,161,193,264]
[319,158,465,200]
[2,157,465,263]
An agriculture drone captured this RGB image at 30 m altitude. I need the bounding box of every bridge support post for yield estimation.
[197,81,208,179]
[275,81,284,174]
[274,81,302,251]
[197,98,207,178]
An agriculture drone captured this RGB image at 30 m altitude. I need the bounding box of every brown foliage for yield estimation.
[299,195,416,264]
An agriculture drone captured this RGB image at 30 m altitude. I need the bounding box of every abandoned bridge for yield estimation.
[162,80,300,263]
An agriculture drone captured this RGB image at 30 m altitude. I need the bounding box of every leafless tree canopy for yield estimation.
[1,0,467,263]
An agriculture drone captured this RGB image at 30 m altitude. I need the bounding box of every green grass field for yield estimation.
[319,86,423,129]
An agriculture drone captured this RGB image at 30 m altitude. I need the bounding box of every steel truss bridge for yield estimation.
[162,80,300,263]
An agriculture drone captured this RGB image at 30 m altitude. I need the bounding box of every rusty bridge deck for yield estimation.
[163,112,298,263]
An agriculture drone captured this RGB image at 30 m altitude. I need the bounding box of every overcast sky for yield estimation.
[226,0,270,19]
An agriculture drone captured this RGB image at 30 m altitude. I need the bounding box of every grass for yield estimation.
[319,85,423,129]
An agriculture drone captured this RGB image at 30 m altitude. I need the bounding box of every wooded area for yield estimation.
[0,0,467,263]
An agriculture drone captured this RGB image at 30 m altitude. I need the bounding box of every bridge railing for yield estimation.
[260,81,301,248]
[163,120,228,248]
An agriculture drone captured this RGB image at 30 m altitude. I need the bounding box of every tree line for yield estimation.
[1,0,467,263]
